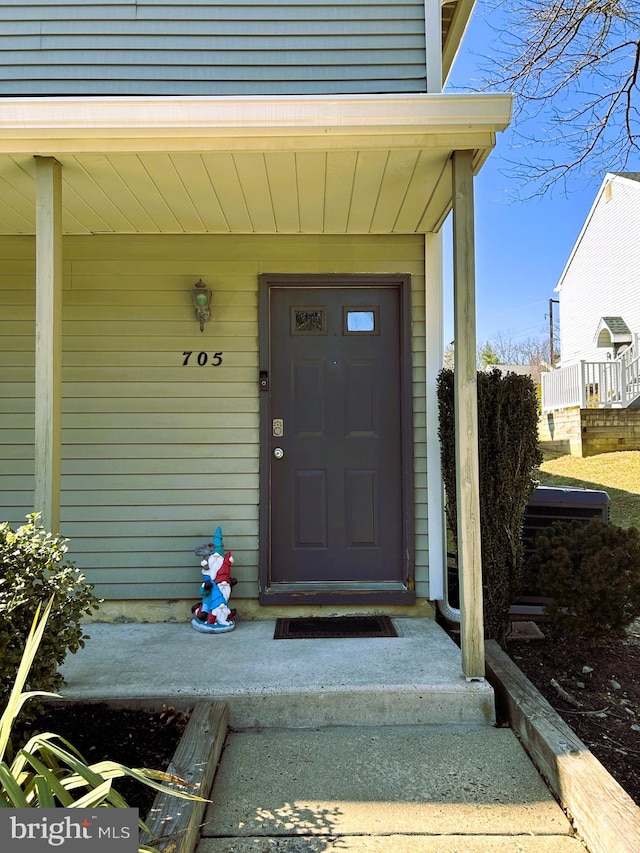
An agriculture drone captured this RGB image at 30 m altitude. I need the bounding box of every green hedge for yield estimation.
[437,368,542,644]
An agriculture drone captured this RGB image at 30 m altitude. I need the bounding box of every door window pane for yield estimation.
[291,307,326,335]
[344,308,378,335]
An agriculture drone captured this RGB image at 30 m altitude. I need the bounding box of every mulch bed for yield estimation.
[31,703,190,817]
[505,624,640,805]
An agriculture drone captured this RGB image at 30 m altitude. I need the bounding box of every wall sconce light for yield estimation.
[191,279,212,332]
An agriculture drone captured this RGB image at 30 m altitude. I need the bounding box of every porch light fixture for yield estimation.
[191,279,212,332]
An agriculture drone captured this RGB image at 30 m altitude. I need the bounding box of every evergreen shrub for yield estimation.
[0,514,100,714]
[529,518,640,640]
[437,368,542,644]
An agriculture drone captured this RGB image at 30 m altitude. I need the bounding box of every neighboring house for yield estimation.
[542,172,640,412]
[557,172,640,369]
[0,1,511,676]
[541,173,640,455]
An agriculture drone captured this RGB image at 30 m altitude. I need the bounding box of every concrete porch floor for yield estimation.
[58,617,495,729]
[57,617,595,852]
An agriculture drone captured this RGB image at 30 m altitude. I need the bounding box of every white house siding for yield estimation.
[0,0,428,96]
[0,233,429,601]
[558,175,640,366]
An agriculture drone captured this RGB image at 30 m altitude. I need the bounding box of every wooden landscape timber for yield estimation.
[139,700,228,853]
[486,640,640,853]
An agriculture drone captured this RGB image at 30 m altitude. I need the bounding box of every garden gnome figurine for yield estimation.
[191,526,237,633]
[212,525,224,556]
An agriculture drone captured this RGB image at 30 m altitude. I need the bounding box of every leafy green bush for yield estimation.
[529,518,640,640]
[0,599,201,852]
[0,514,101,713]
[437,368,542,645]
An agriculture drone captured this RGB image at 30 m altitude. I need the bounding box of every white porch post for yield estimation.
[425,231,446,600]
[452,149,485,680]
[34,156,62,533]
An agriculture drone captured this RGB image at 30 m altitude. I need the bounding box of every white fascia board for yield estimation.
[554,172,616,293]
[442,0,476,84]
[0,94,512,145]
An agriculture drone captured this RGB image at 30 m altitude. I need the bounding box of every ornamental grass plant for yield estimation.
[0,599,203,853]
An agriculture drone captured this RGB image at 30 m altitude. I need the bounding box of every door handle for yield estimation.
[273,447,284,459]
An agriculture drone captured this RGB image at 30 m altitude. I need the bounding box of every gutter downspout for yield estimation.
[438,599,461,623]
[425,228,460,627]
[437,559,461,624]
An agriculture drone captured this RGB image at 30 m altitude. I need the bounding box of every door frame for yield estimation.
[258,273,415,606]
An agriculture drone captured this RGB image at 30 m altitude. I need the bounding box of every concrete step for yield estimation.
[59,618,495,729]
[197,726,586,853]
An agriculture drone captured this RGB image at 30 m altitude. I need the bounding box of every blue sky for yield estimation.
[441,4,628,348]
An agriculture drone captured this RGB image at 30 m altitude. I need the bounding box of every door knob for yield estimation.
[273,447,284,459]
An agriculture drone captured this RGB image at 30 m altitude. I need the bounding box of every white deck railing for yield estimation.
[542,349,640,412]
[541,363,584,411]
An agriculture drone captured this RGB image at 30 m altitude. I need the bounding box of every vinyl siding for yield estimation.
[559,177,640,365]
[0,234,429,600]
[0,0,428,96]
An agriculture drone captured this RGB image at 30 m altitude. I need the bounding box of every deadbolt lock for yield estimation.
[272,418,284,437]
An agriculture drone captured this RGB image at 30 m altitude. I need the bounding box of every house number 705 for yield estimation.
[182,351,223,366]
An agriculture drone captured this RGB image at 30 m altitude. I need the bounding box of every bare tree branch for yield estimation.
[465,0,640,196]
[478,332,552,367]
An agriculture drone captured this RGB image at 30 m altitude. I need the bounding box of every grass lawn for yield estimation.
[536,449,640,530]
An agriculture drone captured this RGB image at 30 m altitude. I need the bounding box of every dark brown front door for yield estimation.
[259,275,414,604]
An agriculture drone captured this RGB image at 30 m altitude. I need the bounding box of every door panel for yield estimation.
[295,469,328,549]
[261,278,413,599]
[260,275,415,604]
[346,469,377,545]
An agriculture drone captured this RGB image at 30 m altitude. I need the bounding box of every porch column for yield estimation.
[425,231,446,600]
[34,156,62,533]
[451,149,485,680]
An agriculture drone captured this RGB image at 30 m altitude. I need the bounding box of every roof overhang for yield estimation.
[594,316,633,347]
[0,93,512,235]
[442,0,476,84]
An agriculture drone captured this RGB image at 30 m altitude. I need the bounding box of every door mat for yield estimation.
[274,615,397,640]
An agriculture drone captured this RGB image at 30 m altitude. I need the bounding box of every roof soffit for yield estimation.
[0,94,511,236]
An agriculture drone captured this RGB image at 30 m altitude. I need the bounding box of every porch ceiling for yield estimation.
[0,94,511,236]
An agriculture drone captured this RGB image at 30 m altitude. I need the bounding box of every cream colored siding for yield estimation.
[0,234,428,600]
[559,176,640,365]
[0,240,35,523]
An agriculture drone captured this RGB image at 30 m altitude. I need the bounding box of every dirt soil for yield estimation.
[32,703,190,817]
[505,621,640,806]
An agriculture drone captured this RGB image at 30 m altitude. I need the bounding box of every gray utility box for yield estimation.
[445,485,610,618]
[515,485,611,615]
[524,484,610,539]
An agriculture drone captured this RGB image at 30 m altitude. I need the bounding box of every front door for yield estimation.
[259,275,414,604]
